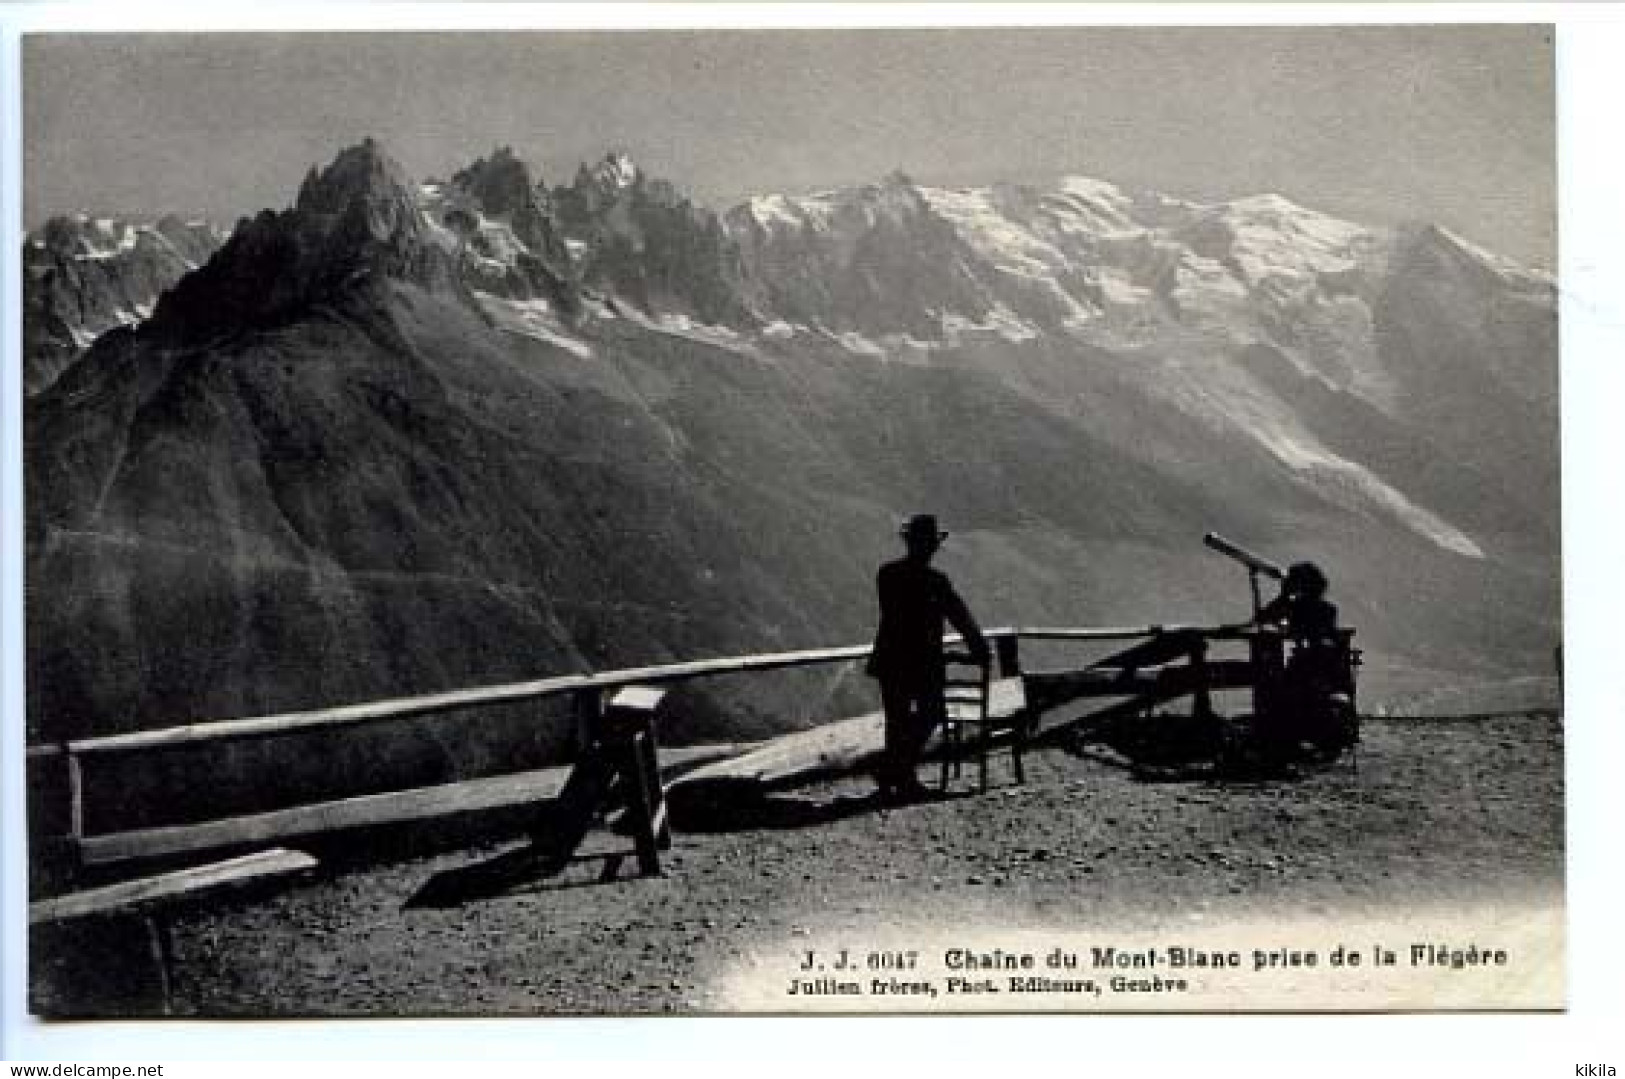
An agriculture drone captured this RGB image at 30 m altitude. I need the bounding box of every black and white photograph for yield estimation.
[14,19,1567,1022]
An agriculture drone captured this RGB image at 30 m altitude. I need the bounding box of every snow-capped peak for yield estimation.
[1226,191,1309,215]
[746,193,820,232]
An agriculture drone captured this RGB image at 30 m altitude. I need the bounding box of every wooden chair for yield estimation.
[938,654,1031,793]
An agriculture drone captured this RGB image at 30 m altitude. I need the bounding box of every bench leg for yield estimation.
[634,730,672,851]
[622,731,663,877]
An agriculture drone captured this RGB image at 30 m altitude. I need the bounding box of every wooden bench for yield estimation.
[531,686,671,879]
[30,848,318,1014]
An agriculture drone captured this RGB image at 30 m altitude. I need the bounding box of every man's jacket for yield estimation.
[866,557,988,682]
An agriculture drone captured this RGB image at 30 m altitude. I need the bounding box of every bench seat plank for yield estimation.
[674,678,1027,791]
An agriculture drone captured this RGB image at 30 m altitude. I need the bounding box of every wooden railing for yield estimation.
[28,624,1231,761]
[25,623,1242,852]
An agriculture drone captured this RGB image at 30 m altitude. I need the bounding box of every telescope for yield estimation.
[1203,532,1284,615]
[1203,532,1284,580]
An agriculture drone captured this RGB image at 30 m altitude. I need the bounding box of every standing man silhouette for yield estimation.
[866,514,989,800]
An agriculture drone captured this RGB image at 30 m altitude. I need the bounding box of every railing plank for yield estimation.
[66,672,600,757]
[1016,624,1245,641]
[29,625,1246,762]
[61,643,879,759]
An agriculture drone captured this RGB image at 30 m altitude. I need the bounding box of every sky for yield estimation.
[23,25,1555,267]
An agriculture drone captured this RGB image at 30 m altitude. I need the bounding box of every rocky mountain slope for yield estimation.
[22,213,223,394]
[24,140,1559,772]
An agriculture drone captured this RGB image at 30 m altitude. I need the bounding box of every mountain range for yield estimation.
[23,213,224,395]
[24,139,1559,792]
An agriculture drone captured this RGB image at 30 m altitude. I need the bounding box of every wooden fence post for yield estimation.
[67,751,85,847]
[1189,637,1213,723]
[996,636,1022,679]
[573,688,605,759]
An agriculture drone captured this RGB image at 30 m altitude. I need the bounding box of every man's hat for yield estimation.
[900,513,948,542]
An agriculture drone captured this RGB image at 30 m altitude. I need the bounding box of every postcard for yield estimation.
[16,20,1563,1022]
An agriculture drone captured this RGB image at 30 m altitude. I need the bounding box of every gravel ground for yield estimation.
[34,713,1564,1016]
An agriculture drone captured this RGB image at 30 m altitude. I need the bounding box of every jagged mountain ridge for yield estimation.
[25,140,1558,784]
[28,146,1558,541]
[438,147,1557,563]
[551,152,754,326]
[431,145,1556,566]
[423,145,578,312]
[726,176,1556,555]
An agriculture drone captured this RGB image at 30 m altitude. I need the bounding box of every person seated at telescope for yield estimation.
[866,513,990,801]
[1255,561,1338,643]
[1253,562,1353,756]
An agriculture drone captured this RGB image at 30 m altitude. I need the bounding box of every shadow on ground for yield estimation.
[403,776,979,910]
[665,777,979,834]
[1064,710,1355,784]
[403,842,666,909]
